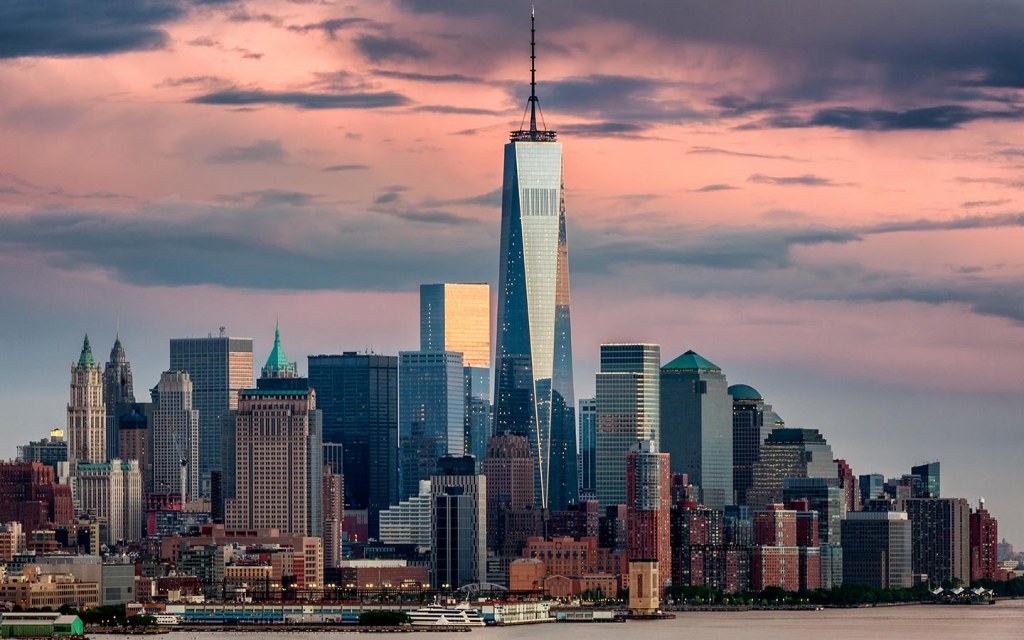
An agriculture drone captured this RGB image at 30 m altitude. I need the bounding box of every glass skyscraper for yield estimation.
[493,12,577,510]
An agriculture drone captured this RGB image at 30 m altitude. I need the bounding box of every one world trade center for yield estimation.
[494,9,578,510]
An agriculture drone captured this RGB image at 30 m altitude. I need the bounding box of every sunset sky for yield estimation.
[2,1,1023,539]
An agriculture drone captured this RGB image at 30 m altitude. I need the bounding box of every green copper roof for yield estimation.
[662,349,721,372]
[728,384,762,401]
[262,322,296,377]
[77,334,96,368]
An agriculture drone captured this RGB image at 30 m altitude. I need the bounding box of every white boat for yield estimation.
[408,605,486,627]
[154,614,180,626]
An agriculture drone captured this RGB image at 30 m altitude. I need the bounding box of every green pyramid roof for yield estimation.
[77,335,96,368]
[262,322,296,377]
[662,349,720,372]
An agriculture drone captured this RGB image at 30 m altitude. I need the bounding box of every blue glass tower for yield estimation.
[494,10,577,510]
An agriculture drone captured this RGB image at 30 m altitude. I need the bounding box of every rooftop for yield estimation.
[662,350,721,372]
[728,384,762,401]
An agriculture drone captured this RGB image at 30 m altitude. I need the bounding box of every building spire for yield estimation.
[262,320,296,378]
[78,334,96,368]
[511,6,555,142]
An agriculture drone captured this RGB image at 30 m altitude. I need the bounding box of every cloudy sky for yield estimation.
[2,0,1022,539]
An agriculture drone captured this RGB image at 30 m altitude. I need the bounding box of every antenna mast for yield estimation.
[529,5,537,133]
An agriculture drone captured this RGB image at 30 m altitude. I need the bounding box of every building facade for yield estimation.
[169,335,254,494]
[841,510,912,589]
[578,398,597,498]
[905,497,970,585]
[625,441,671,595]
[595,344,660,507]
[308,353,398,537]
[103,336,135,461]
[661,350,733,510]
[747,428,837,509]
[67,336,106,466]
[75,460,143,545]
[728,384,773,507]
[430,456,486,588]
[151,371,200,503]
[399,350,465,500]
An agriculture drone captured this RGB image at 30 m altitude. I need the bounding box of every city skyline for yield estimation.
[1,0,1023,543]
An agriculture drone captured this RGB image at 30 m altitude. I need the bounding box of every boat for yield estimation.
[408,605,486,627]
[154,614,180,626]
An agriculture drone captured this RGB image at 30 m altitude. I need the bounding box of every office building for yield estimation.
[626,441,671,595]
[103,336,135,460]
[747,428,836,509]
[67,336,106,465]
[728,384,774,507]
[169,334,254,493]
[911,461,940,499]
[835,459,859,513]
[399,350,465,499]
[226,381,323,537]
[493,15,577,511]
[379,480,433,549]
[117,407,149,495]
[0,462,74,532]
[482,433,535,553]
[595,344,660,506]
[75,460,143,545]
[431,456,487,588]
[150,372,200,503]
[859,473,885,506]
[661,350,733,510]
[419,283,492,466]
[578,398,597,497]
[905,497,970,585]
[783,477,845,588]
[17,431,67,476]
[841,510,912,589]
[308,352,398,537]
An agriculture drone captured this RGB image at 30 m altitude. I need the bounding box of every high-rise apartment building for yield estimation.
[747,428,837,509]
[841,510,912,589]
[578,398,597,498]
[431,456,487,588]
[595,344,660,506]
[75,459,143,545]
[17,431,68,476]
[728,384,774,506]
[399,350,465,500]
[493,15,577,511]
[308,353,398,537]
[151,372,200,503]
[419,283,492,469]
[905,497,970,585]
[835,459,859,513]
[626,441,671,595]
[661,350,733,510]
[783,477,845,588]
[103,336,135,460]
[322,467,344,570]
[0,462,74,532]
[169,334,254,493]
[68,336,106,465]
[970,498,1000,582]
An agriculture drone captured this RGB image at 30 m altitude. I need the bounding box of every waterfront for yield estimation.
[111,600,1024,640]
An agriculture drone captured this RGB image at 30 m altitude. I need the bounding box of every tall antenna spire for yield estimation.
[529,5,537,133]
[511,6,556,142]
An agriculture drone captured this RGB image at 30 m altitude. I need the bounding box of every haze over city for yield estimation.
[1,0,1022,546]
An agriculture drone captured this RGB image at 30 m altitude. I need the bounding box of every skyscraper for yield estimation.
[151,371,200,502]
[169,334,254,494]
[841,510,912,589]
[905,497,970,585]
[970,498,1000,582]
[75,459,143,544]
[661,350,733,510]
[493,12,577,510]
[103,335,135,460]
[308,352,398,537]
[747,428,837,509]
[399,350,465,500]
[578,398,597,498]
[67,336,106,465]
[482,432,535,554]
[728,384,774,506]
[626,440,671,595]
[431,456,487,588]
[595,344,660,506]
[910,461,940,499]
[419,283,492,468]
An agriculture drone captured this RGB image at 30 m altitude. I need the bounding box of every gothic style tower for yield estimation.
[493,9,578,510]
[68,335,107,465]
[103,334,135,459]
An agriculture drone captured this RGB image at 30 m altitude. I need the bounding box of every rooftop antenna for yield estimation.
[529,4,537,134]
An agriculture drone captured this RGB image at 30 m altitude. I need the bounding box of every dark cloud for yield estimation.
[206,139,287,164]
[380,209,476,225]
[412,105,503,116]
[865,212,1024,235]
[0,0,182,58]
[535,75,702,125]
[374,191,402,205]
[962,199,1011,209]
[188,36,220,47]
[558,122,650,138]
[711,94,790,117]
[218,189,319,206]
[156,75,225,88]
[805,105,1024,131]
[748,174,841,187]
[287,17,369,38]
[691,184,738,193]
[373,70,483,84]
[189,88,409,110]
[426,188,502,208]
[687,146,800,161]
[323,164,370,172]
[354,34,428,63]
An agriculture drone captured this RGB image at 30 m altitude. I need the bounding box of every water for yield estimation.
[128,601,1024,640]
